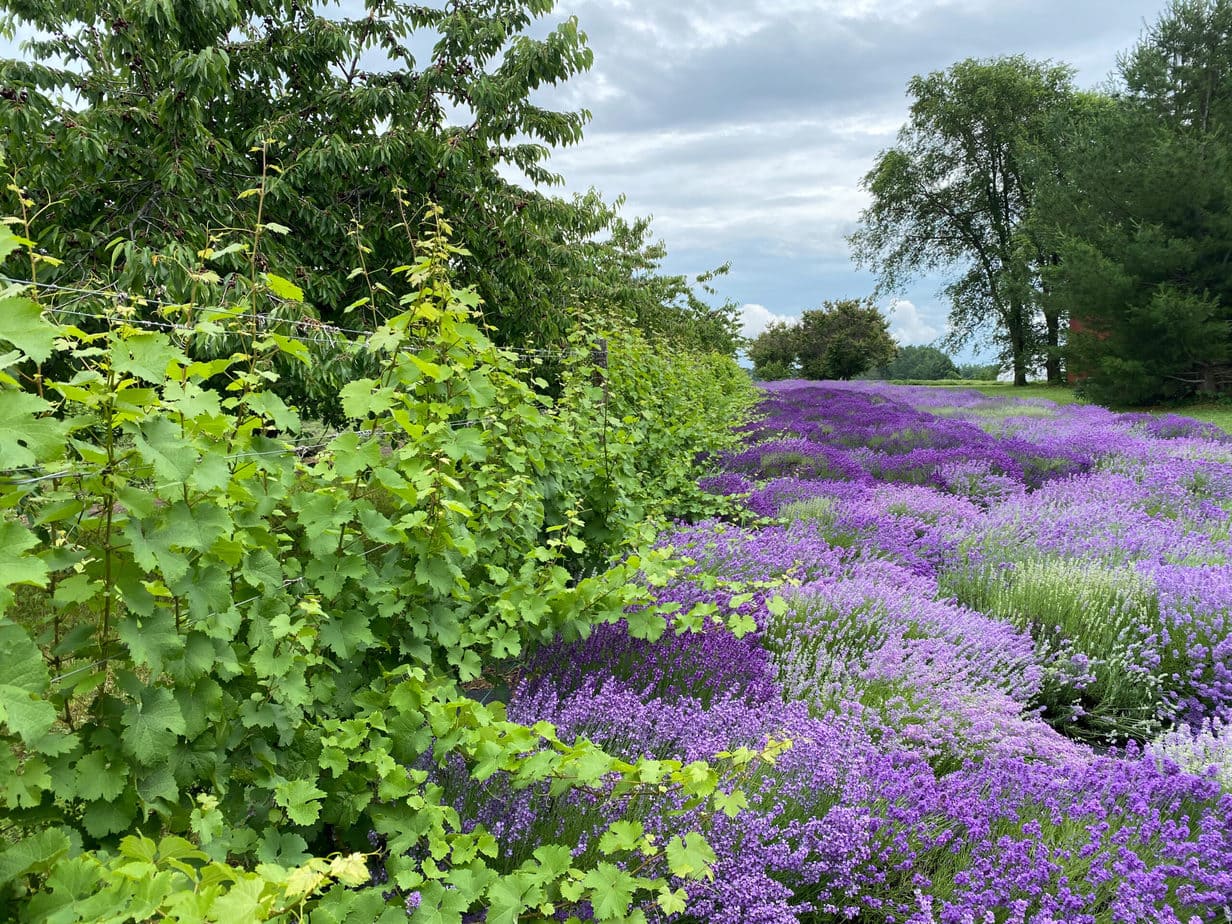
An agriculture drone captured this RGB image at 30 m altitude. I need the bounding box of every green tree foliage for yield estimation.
[849,57,1076,386]
[747,319,799,380]
[1046,110,1232,403]
[1120,0,1232,132]
[0,0,738,362]
[748,299,895,382]
[956,361,1001,381]
[572,216,743,355]
[0,204,760,919]
[879,344,960,381]
[1041,1,1232,404]
[796,299,896,381]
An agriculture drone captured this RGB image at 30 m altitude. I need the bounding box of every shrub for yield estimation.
[0,209,754,920]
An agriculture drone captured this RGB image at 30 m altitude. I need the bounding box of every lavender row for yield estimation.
[422,382,1232,922]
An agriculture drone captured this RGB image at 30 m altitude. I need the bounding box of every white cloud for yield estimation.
[888,299,940,345]
[740,303,797,339]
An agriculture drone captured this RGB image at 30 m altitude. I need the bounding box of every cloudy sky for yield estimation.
[2,1,1169,362]
[519,0,1167,360]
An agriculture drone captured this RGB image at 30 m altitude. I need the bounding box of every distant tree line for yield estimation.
[747,306,1008,383]
[849,0,1232,404]
[874,345,959,381]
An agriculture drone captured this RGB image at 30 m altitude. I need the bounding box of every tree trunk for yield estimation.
[1009,303,1029,386]
[1044,309,1061,385]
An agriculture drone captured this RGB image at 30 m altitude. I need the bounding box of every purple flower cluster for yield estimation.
[485,674,1232,922]
[429,382,1232,922]
[741,382,1093,490]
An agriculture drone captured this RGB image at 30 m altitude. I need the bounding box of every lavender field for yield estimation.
[474,382,1232,923]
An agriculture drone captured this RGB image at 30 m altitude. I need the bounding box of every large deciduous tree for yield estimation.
[849,57,1075,386]
[0,0,738,356]
[747,320,799,381]
[796,299,896,381]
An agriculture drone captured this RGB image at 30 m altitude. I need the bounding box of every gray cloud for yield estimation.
[530,0,1166,360]
[0,0,1169,362]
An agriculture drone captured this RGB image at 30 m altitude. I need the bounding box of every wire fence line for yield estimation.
[2,274,376,339]
[0,416,504,488]
[46,577,310,688]
[3,281,614,688]
[44,537,411,689]
[0,274,593,359]
[0,277,611,484]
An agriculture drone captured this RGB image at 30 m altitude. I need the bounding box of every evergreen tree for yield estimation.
[1042,0,1232,403]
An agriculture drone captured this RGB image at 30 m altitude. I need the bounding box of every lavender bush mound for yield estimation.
[425,382,1232,922]
[435,672,1232,923]
[1150,719,1232,793]
[739,382,1093,491]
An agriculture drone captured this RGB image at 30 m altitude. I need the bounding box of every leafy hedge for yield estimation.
[0,204,757,921]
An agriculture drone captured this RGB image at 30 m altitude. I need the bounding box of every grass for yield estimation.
[1142,401,1232,434]
[898,379,1232,433]
[890,379,1090,405]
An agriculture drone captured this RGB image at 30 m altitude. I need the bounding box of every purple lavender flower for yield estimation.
[414,381,1232,923]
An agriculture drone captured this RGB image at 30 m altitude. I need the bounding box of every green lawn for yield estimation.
[895,379,1232,433]
[1148,402,1232,434]
[890,379,1089,405]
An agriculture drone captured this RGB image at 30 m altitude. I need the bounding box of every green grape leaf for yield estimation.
[111,331,187,384]
[0,828,71,887]
[598,820,645,855]
[339,378,396,419]
[0,521,48,591]
[274,778,326,826]
[133,416,198,484]
[120,686,186,764]
[319,608,376,659]
[0,224,29,262]
[257,828,311,865]
[530,845,573,883]
[165,500,233,553]
[657,886,689,916]
[766,595,789,618]
[410,880,473,923]
[713,788,750,818]
[0,622,54,744]
[0,684,57,747]
[581,862,638,920]
[484,874,537,924]
[117,611,180,673]
[208,876,267,920]
[0,389,66,468]
[665,832,716,880]
[0,296,57,363]
[74,750,130,803]
[82,792,138,837]
[243,391,300,432]
[136,763,179,807]
[264,272,304,302]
